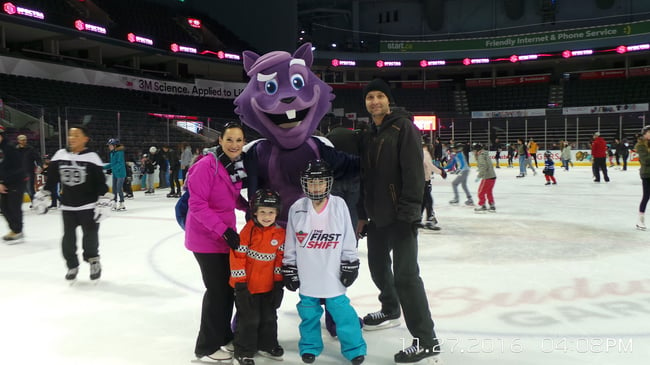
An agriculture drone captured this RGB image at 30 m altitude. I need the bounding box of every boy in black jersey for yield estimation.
[44,126,109,280]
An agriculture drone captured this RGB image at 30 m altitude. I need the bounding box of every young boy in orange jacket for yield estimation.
[229,189,285,365]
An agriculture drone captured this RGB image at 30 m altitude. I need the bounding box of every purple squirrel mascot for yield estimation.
[234,42,358,228]
[234,42,359,337]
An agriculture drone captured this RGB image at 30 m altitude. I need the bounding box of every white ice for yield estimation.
[1,165,649,365]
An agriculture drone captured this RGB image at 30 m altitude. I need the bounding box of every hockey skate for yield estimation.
[362,311,400,331]
[464,198,474,206]
[301,353,316,364]
[258,345,284,361]
[351,355,365,365]
[394,339,441,364]
[448,199,459,205]
[488,204,496,213]
[234,355,255,365]
[474,205,488,214]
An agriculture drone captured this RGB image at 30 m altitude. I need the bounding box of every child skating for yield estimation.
[473,143,497,213]
[282,160,366,365]
[543,151,557,185]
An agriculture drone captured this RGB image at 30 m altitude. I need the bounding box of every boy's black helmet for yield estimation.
[252,189,281,213]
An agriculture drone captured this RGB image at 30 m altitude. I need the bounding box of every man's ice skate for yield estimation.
[3,231,24,244]
[351,355,365,365]
[464,198,474,206]
[258,345,284,361]
[88,257,101,280]
[362,311,400,331]
[192,349,232,364]
[516,174,525,178]
[448,199,459,205]
[394,339,441,364]
[474,205,488,214]
[65,267,79,281]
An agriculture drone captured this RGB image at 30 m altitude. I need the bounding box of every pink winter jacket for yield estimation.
[184,153,247,254]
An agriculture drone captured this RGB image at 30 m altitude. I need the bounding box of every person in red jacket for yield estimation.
[229,189,285,365]
[591,132,610,183]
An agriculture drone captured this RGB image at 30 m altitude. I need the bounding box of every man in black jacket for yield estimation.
[356,79,441,364]
[0,127,27,242]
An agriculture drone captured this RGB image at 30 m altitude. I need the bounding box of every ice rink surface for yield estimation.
[1,165,649,365]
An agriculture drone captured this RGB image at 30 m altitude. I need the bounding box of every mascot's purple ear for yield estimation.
[293,42,313,67]
[243,50,261,73]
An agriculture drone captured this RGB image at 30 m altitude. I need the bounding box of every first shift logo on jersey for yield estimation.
[300,230,342,249]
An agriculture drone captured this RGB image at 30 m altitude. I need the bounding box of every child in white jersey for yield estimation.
[282,160,366,365]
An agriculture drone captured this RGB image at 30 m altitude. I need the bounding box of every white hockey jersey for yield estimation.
[283,195,358,298]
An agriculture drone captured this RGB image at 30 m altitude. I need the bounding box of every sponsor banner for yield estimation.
[579,69,626,79]
[467,75,550,87]
[629,66,650,77]
[380,19,650,53]
[471,109,546,119]
[0,54,246,99]
[562,104,649,115]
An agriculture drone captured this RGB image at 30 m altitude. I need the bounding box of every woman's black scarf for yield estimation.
[215,145,247,183]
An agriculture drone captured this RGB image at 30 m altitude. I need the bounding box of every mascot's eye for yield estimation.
[265,80,279,95]
[291,74,305,90]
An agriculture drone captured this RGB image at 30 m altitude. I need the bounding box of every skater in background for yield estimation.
[185,123,248,363]
[356,79,441,364]
[163,145,181,198]
[560,140,572,171]
[43,125,109,280]
[420,141,444,230]
[142,152,155,194]
[41,154,59,209]
[607,143,615,167]
[230,189,285,365]
[507,143,515,168]
[123,161,134,199]
[527,138,539,168]
[635,126,650,230]
[0,126,26,242]
[180,143,193,184]
[15,134,41,208]
[444,143,473,206]
[104,138,126,211]
[493,138,502,168]
[473,143,497,213]
[615,138,630,171]
[591,132,609,183]
[282,160,366,365]
[542,151,557,185]
[515,138,529,178]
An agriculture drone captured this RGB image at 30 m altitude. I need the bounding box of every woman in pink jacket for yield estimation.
[185,123,248,363]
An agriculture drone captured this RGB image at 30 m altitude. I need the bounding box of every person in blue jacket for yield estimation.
[105,138,126,211]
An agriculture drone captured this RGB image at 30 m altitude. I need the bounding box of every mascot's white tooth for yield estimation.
[286,109,296,119]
